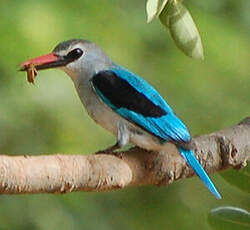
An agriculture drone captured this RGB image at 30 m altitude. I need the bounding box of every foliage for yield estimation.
[148,0,204,59]
[221,165,250,194]
[208,206,250,230]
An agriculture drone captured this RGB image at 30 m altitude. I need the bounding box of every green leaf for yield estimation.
[159,1,171,28]
[208,206,250,230]
[167,1,204,59]
[157,0,169,17]
[220,164,250,193]
[146,0,168,23]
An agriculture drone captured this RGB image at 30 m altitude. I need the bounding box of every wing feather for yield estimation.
[91,65,191,143]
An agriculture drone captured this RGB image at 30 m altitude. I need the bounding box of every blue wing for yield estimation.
[91,65,221,199]
[91,65,191,143]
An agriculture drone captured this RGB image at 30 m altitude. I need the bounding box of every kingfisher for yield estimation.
[20,39,221,199]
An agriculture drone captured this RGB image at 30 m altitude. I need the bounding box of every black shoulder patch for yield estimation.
[92,71,167,117]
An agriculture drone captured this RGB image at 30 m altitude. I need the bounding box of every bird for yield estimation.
[20,39,221,199]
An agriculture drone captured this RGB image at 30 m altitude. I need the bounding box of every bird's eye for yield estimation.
[66,48,84,60]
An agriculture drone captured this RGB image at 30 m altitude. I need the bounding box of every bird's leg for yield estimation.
[95,121,130,155]
[95,142,121,155]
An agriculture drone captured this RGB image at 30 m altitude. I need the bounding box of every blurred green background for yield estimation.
[0,0,249,229]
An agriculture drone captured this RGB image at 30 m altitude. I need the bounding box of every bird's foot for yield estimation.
[95,143,121,155]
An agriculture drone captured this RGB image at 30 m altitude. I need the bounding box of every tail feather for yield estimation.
[177,146,222,199]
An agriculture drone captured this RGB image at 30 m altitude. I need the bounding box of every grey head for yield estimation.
[53,39,113,81]
[20,39,113,84]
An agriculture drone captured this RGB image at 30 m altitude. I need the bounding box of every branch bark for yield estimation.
[0,118,249,194]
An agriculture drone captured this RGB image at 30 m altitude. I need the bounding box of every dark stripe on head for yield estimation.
[53,39,91,53]
[92,71,167,117]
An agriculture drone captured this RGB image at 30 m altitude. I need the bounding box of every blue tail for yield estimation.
[177,146,222,199]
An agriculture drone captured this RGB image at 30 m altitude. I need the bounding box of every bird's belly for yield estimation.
[76,83,120,134]
[130,132,164,151]
[87,101,120,135]
[84,97,164,150]
[76,81,165,151]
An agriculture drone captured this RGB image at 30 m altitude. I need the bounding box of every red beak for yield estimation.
[20,53,59,70]
[19,52,70,71]
[19,50,78,83]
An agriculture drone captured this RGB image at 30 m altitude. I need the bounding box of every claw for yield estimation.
[95,143,121,155]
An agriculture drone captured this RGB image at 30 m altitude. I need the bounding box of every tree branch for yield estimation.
[0,118,249,194]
